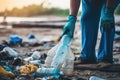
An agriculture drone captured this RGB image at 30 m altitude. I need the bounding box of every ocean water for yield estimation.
[0,16,48,23]
[0,15,120,23]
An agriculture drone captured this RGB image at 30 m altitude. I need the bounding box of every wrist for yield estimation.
[69,15,77,17]
[69,12,78,17]
[68,15,77,23]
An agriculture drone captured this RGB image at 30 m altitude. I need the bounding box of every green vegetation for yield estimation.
[47,8,69,16]
[0,4,120,17]
[115,4,120,15]
[0,4,69,17]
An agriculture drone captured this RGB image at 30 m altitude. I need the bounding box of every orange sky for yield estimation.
[0,0,70,12]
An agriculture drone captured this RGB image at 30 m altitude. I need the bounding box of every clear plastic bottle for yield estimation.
[44,42,60,68]
[51,35,71,68]
[36,68,64,79]
[3,47,18,57]
[29,60,41,65]
[24,51,41,61]
[89,76,105,80]
[61,47,75,76]
[31,51,41,59]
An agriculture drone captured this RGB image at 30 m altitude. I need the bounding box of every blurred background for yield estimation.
[0,0,72,42]
[0,0,120,23]
[0,0,71,21]
[0,0,120,51]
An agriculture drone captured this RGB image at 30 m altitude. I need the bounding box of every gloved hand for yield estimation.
[101,8,115,32]
[58,15,76,41]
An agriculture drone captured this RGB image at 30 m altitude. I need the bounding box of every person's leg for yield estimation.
[80,0,103,63]
[98,0,119,63]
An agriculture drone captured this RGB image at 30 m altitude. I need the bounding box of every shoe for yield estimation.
[97,60,112,69]
[74,57,97,65]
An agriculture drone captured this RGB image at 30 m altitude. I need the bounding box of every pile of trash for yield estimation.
[1,32,119,80]
[0,44,66,80]
[0,34,76,80]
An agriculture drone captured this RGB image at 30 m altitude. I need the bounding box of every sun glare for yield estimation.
[0,0,69,12]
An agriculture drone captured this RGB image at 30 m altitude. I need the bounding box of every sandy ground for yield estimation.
[0,26,120,80]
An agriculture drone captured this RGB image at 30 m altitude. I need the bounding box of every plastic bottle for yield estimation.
[51,35,71,68]
[61,47,75,76]
[3,47,18,57]
[36,68,64,79]
[44,43,60,68]
[29,60,42,65]
[24,51,41,61]
[89,76,105,80]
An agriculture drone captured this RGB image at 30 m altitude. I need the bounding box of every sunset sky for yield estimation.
[0,0,70,12]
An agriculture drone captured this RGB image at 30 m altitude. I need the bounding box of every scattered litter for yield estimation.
[115,27,120,35]
[24,51,41,61]
[3,47,19,57]
[0,46,20,60]
[29,60,42,66]
[22,39,40,47]
[0,66,15,77]
[0,44,6,51]
[40,53,47,60]
[3,66,13,72]
[89,76,105,80]
[114,34,120,41]
[15,74,34,80]
[0,73,13,80]
[35,77,48,80]
[27,34,36,39]
[0,50,14,60]
[20,64,38,75]
[113,46,120,52]
[36,68,64,79]
[8,35,23,46]
[12,57,22,66]
[0,28,119,80]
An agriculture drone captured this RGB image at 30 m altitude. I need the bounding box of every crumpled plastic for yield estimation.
[20,64,38,75]
[27,34,36,39]
[8,35,23,46]
[0,66,14,77]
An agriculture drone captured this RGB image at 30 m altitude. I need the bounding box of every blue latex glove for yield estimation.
[62,15,76,38]
[101,8,115,32]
